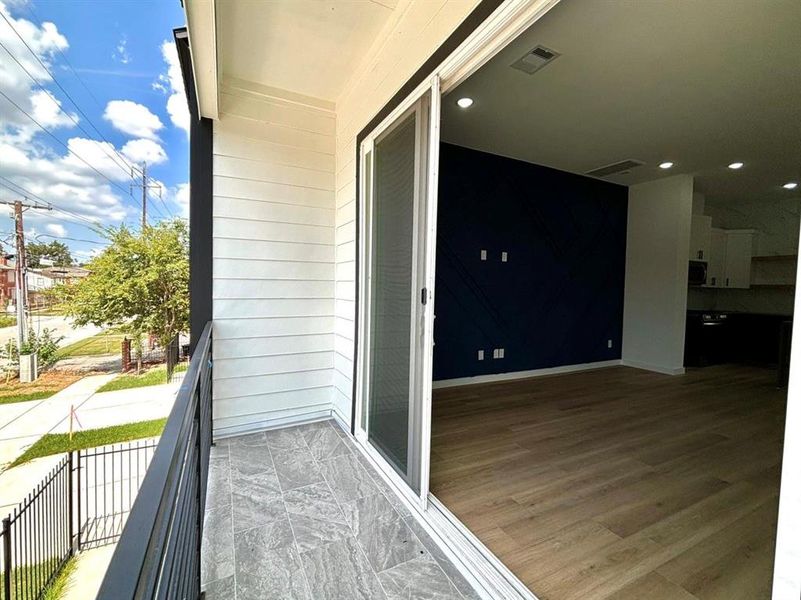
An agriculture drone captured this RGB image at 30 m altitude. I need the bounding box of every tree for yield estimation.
[55,220,189,353]
[27,240,73,268]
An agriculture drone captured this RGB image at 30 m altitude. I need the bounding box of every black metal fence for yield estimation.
[98,322,212,599]
[0,440,160,600]
[1,456,72,600]
[77,440,158,550]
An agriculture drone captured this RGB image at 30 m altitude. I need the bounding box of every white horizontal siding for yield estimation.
[214,334,335,359]
[214,316,335,340]
[210,0,479,432]
[213,83,336,432]
[214,387,333,436]
[331,0,481,426]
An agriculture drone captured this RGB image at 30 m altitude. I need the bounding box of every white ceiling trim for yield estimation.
[184,0,219,120]
[222,76,335,114]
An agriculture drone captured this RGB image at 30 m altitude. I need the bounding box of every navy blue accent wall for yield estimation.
[433,143,628,381]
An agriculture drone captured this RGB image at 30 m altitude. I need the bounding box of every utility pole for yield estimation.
[0,199,52,348]
[130,163,162,229]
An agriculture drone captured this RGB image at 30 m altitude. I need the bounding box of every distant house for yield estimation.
[0,256,14,308]
[40,266,90,285]
[26,269,56,308]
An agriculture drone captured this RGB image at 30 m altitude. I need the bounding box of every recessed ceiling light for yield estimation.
[658,162,674,169]
[728,162,744,170]
[784,182,798,190]
[456,97,474,108]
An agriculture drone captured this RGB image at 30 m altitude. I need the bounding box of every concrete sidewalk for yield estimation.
[0,374,115,472]
[49,381,180,434]
[0,379,178,513]
[62,545,116,600]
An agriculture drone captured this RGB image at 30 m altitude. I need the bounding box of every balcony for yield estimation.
[203,421,479,599]
[97,323,479,599]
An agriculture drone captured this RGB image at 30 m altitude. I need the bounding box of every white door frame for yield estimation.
[355,81,437,510]
[355,0,801,597]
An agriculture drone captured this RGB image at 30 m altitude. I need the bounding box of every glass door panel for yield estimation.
[364,92,430,493]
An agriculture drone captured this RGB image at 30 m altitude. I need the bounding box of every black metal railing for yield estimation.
[1,457,72,600]
[97,321,212,600]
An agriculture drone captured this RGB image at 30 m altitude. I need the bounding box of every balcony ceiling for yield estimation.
[217,0,398,102]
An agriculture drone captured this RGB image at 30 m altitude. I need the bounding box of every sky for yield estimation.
[0,0,188,264]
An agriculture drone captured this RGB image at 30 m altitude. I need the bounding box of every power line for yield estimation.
[34,233,109,246]
[0,89,134,197]
[23,3,106,113]
[1,10,176,224]
[0,39,133,179]
[0,177,104,231]
[0,9,142,181]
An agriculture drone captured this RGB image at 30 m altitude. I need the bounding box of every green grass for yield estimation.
[42,555,77,600]
[97,362,187,393]
[10,418,166,468]
[56,332,125,358]
[0,372,82,406]
[0,389,57,405]
[0,313,17,328]
[0,554,77,600]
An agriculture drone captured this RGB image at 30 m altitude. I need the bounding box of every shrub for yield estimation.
[0,328,65,370]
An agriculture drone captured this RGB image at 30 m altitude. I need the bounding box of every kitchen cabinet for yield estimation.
[706,228,727,287]
[689,215,712,261]
[704,228,754,288]
[723,230,754,288]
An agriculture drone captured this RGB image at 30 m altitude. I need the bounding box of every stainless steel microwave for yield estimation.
[688,260,707,286]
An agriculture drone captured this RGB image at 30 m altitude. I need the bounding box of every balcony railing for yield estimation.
[97,322,212,600]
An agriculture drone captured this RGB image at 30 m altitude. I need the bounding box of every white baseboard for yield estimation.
[432,359,622,389]
[213,404,333,439]
[620,359,685,376]
[331,404,351,434]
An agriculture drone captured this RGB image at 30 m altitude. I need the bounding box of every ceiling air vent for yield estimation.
[586,160,644,178]
[511,45,560,75]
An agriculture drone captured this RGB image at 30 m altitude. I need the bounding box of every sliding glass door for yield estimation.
[357,82,439,498]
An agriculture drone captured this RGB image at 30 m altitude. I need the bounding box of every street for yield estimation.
[0,314,103,349]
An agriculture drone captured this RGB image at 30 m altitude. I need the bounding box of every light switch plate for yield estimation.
[478,350,484,361]
[607,339,613,348]
[480,249,487,261]
[501,251,508,262]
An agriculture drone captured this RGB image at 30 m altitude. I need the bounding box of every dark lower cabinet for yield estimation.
[685,312,793,382]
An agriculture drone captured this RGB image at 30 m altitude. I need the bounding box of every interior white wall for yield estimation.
[211,81,336,436]
[332,0,481,427]
[622,174,693,375]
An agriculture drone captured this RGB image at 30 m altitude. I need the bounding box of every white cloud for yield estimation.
[155,41,189,134]
[0,2,166,245]
[113,35,130,64]
[30,90,77,128]
[121,138,167,166]
[0,1,71,140]
[174,182,189,218]
[103,100,163,140]
[45,223,66,237]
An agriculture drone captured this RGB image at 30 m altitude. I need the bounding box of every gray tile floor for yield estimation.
[201,419,481,600]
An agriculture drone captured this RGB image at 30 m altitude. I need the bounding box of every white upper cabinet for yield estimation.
[723,230,755,289]
[703,227,755,289]
[689,215,712,261]
[707,228,727,288]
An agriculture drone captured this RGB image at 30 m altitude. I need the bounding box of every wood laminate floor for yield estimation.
[430,365,785,600]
